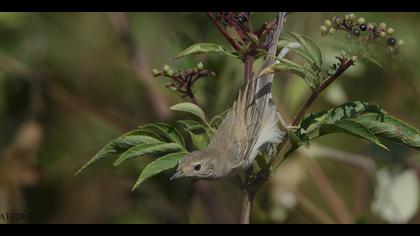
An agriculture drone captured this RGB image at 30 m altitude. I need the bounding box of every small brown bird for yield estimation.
[171,12,287,181]
[170,78,284,180]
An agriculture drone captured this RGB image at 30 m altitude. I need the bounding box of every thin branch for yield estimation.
[298,143,376,218]
[207,12,241,51]
[0,52,135,131]
[239,189,254,224]
[109,12,171,120]
[295,190,336,224]
[239,164,259,224]
[244,55,254,82]
[353,168,370,218]
[304,157,354,224]
[272,59,354,163]
[297,143,377,178]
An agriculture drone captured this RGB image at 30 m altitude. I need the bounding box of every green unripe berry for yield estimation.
[320,25,328,33]
[380,31,387,37]
[349,13,356,20]
[333,16,342,25]
[167,69,174,76]
[379,22,387,30]
[329,28,336,34]
[397,39,404,46]
[386,27,395,35]
[324,19,332,27]
[152,69,160,76]
[344,14,351,21]
[357,17,366,24]
[163,64,171,72]
[197,62,204,70]
[351,55,358,62]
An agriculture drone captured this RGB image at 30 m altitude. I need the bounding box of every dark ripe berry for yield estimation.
[388,37,397,46]
[359,24,367,31]
[352,29,361,37]
[236,15,247,23]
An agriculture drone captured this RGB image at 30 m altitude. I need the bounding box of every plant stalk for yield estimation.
[240,189,254,224]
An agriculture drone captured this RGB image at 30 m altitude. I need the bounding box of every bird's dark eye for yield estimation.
[194,164,201,171]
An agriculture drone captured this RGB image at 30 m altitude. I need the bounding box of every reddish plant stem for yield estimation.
[353,168,369,217]
[306,158,354,224]
[244,55,254,82]
[109,12,171,120]
[186,86,199,105]
[239,189,254,224]
[240,50,255,225]
[207,12,241,51]
[274,59,354,159]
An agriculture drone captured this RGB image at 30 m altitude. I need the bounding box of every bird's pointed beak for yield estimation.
[170,171,183,181]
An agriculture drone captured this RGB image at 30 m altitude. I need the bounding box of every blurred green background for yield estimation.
[0,12,419,224]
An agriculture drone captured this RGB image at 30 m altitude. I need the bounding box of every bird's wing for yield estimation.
[237,13,287,168]
[207,85,249,165]
[238,78,284,168]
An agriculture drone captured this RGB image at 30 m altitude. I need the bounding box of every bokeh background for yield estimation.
[0,12,419,224]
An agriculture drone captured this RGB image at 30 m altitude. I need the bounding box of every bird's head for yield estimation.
[170,149,218,180]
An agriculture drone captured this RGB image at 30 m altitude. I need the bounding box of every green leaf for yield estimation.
[285,101,420,159]
[272,32,323,90]
[277,39,314,66]
[288,32,322,70]
[284,129,310,158]
[177,120,212,150]
[209,115,224,128]
[131,152,188,191]
[256,154,269,170]
[174,43,237,59]
[114,142,183,166]
[209,109,230,129]
[319,120,388,150]
[259,58,306,78]
[177,120,207,133]
[75,130,163,175]
[353,113,420,150]
[171,103,208,124]
[363,54,383,68]
[259,57,320,90]
[186,130,211,150]
[140,122,185,147]
[283,101,387,159]
[301,101,385,135]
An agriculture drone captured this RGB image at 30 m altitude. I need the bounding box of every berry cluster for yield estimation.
[152,63,215,102]
[320,13,403,54]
